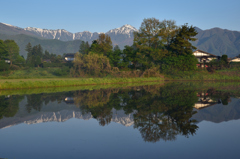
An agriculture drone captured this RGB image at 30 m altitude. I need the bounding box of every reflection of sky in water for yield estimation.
[0,84,240,159]
[1,118,240,159]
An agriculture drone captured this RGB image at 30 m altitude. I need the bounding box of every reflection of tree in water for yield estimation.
[205,88,231,105]
[74,89,120,126]
[0,95,24,119]
[6,83,236,142]
[130,85,199,142]
[25,92,73,113]
[134,113,179,142]
[75,84,199,142]
[26,94,43,112]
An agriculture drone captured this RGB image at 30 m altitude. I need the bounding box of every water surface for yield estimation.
[0,82,240,159]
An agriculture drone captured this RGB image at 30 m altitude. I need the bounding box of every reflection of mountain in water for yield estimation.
[1,84,240,143]
[194,92,221,110]
[192,98,240,123]
[112,109,136,127]
[0,97,136,129]
[1,89,240,130]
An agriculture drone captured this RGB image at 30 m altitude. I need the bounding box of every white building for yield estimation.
[193,50,220,67]
[230,57,240,62]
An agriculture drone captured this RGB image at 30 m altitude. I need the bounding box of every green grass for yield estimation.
[164,68,240,81]
[1,66,240,90]
[0,67,64,79]
[0,77,164,90]
[0,81,165,96]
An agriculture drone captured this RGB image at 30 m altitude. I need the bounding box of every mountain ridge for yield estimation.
[1,22,240,58]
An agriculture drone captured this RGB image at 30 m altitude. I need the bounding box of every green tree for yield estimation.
[43,50,50,59]
[221,55,228,64]
[4,40,20,66]
[14,55,25,66]
[168,24,197,56]
[133,18,173,69]
[97,33,112,55]
[90,40,98,53]
[26,44,43,67]
[0,40,8,60]
[71,52,112,77]
[0,60,10,71]
[25,42,32,65]
[159,20,178,48]
[35,55,41,67]
[79,41,90,55]
[122,45,138,69]
[107,45,121,67]
[90,34,113,56]
[161,55,198,71]
[25,42,32,54]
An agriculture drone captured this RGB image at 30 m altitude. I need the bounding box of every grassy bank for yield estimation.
[1,81,240,96]
[0,77,164,90]
[1,66,240,90]
[0,81,165,96]
[164,68,240,81]
[0,67,65,79]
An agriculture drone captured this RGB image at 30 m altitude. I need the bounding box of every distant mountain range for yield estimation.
[193,27,240,57]
[0,22,239,58]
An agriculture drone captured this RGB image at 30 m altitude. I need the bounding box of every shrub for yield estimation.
[53,66,70,76]
[10,64,20,70]
[71,53,111,77]
[160,55,198,72]
[0,60,10,71]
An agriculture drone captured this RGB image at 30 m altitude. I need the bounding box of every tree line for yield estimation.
[0,39,69,73]
[0,39,25,71]
[1,17,234,77]
[71,18,199,77]
[25,42,65,67]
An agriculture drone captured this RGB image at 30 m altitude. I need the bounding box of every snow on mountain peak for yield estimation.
[24,27,44,32]
[1,22,21,29]
[2,23,13,27]
[106,24,138,37]
[121,24,137,30]
[24,27,69,32]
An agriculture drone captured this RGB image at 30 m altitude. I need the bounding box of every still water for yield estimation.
[0,82,240,159]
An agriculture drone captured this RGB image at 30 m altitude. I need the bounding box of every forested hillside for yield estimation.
[0,33,81,58]
[193,27,240,57]
[1,22,240,58]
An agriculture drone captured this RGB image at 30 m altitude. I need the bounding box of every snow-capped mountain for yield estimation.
[23,24,138,46]
[0,22,138,52]
[106,24,138,38]
[24,27,74,41]
[74,31,100,42]
[0,22,37,36]
[2,22,240,57]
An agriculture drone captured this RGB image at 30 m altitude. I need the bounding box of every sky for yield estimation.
[1,0,240,33]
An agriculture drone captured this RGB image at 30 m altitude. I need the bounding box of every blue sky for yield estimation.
[1,0,239,33]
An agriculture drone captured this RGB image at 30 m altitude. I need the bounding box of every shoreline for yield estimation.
[0,77,164,90]
[1,76,240,91]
